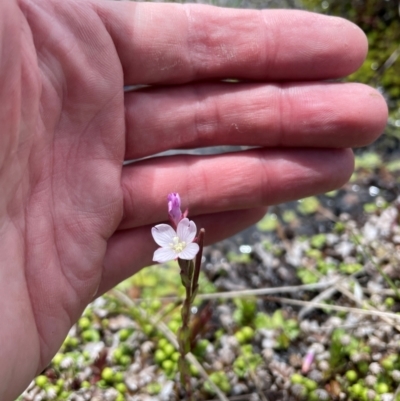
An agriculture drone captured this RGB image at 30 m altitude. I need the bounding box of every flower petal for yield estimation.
[153,247,177,263]
[178,242,199,260]
[177,218,197,243]
[151,224,177,247]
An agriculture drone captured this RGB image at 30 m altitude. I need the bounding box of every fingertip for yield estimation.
[318,13,369,76]
[313,14,368,77]
[337,148,355,187]
[359,87,388,146]
[342,17,369,73]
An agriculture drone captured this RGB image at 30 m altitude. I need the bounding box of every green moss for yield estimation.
[297,197,320,215]
[203,371,231,394]
[355,152,382,171]
[256,213,278,232]
[297,268,319,284]
[282,209,297,223]
[310,234,327,249]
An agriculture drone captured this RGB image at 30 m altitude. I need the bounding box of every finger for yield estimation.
[96,2,367,84]
[120,147,353,230]
[97,207,267,296]
[125,82,387,159]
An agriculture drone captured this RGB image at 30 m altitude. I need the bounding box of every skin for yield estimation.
[0,0,388,399]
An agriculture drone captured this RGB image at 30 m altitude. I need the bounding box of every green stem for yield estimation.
[177,229,205,400]
[177,258,194,399]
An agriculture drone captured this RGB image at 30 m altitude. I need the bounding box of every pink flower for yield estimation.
[152,218,199,263]
[167,193,183,227]
[301,350,315,374]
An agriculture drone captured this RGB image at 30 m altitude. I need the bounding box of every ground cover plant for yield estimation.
[19,0,400,400]
[20,155,400,401]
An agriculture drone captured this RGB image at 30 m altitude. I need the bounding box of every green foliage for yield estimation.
[317,260,336,275]
[256,213,278,232]
[305,248,323,260]
[147,382,162,395]
[355,152,382,171]
[297,197,320,215]
[297,267,319,284]
[233,345,263,378]
[334,221,346,233]
[193,339,210,358]
[310,234,327,249]
[330,329,361,370]
[203,371,231,394]
[386,159,400,172]
[339,262,363,274]
[255,310,299,349]
[363,202,378,214]
[234,326,255,344]
[233,298,257,326]
[282,209,297,223]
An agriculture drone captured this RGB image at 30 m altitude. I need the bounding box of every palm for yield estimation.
[1,0,387,399]
[1,0,125,393]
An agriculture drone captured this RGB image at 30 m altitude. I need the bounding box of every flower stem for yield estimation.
[177,228,205,399]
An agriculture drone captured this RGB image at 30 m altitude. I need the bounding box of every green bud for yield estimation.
[304,379,317,391]
[115,383,127,393]
[171,352,180,362]
[119,355,131,367]
[158,338,168,349]
[97,379,108,389]
[167,321,180,333]
[385,297,395,308]
[35,375,48,389]
[161,359,174,372]
[56,378,64,389]
[163,343,175,357]
[346,370,358,382]
[150,299,162,311]
[64,336,79,348]
[119,328,132,341]
[154,349,167,364]
[291,373,304,384]
[190,364,199,376]
[114,372,124,383]
[350,383,363,396]
[81,329,100,343]
[376,382,389,394]
[78,316,91,331]
[59,391,70,399]
[52,353,64,367]
[113,348,124,362]
[382,355,397,371]
[242,326,255,341]
[234,331,246,344]
[101,367,114,382]
[142,323,154,336]
[220,380,231,393]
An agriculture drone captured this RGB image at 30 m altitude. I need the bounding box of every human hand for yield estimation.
[1,0,387,399]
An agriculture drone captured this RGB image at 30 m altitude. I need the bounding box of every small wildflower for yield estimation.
[152,218,199,263]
